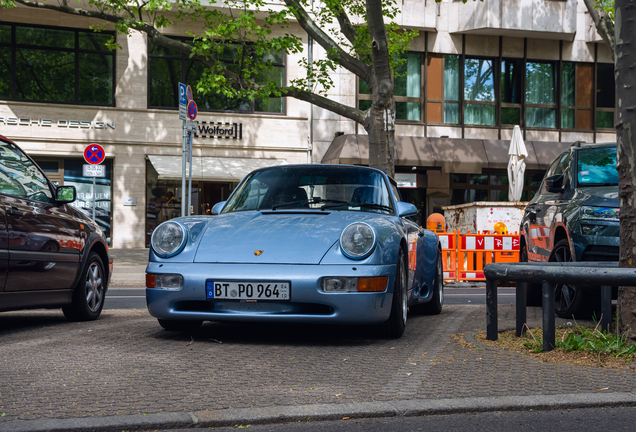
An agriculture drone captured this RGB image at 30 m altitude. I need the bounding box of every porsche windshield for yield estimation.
[577,146,618,186]
[223,166,395,214]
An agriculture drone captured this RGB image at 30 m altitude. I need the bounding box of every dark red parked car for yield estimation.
[0,135,112,321]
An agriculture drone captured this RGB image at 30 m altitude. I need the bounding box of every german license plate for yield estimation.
[206,281,290,301]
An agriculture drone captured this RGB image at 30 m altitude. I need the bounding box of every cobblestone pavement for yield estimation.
[1,305,635,423]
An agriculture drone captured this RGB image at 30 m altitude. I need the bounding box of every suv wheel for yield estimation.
[520,243,542,307]
[549,239,586,318]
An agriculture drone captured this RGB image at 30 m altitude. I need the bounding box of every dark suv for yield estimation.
[520,142,619,318]
[0,135,112,320]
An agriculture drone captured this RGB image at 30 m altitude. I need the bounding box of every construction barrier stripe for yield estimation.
[460,235,520,251]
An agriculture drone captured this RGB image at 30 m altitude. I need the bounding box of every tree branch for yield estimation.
[328,4,357,46]
[285,87,364,123]
[583,0,615,52]
[283,0,371,81]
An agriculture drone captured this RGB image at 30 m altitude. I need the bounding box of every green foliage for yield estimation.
[523,325,636,357]
[0,0,419,108]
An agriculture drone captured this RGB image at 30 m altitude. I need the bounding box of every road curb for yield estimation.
[3,393,636,432]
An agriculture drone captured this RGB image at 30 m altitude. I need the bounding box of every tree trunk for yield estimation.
[614,0,636,341]
[365,0,396,177]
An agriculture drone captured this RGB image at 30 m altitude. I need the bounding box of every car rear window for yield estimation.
[577,146,618,186]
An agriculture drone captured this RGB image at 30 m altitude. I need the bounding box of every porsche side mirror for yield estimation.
[545,175,565,193]
[56,185,76,204]
[396,202,417,218]
[211,201,227,215]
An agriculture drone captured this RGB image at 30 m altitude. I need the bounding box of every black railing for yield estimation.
[483,262,635,351]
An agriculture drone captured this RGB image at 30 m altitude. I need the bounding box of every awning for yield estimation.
[147,155,287,181]
[322,134,571,173]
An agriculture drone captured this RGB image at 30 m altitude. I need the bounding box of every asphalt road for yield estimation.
[103,286,517,310]
[142,406,636,432]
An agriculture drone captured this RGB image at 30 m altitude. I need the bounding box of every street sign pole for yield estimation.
[187,132,193,216]
[92,176,96,221]
[181,119,187,217]
[179,82,187,217]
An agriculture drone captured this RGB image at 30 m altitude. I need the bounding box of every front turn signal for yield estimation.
[357,276,388,292]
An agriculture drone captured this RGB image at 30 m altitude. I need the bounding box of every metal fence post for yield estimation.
[516,281,527,337]
[542,281,555,352]
[601,285,612,333]
[486,278,498,341]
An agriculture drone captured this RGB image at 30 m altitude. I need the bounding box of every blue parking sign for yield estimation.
[178,82,187,105]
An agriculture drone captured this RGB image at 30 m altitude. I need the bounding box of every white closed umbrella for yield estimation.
[507,125,528,202]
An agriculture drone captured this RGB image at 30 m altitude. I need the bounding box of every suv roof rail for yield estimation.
[572,141,585,147]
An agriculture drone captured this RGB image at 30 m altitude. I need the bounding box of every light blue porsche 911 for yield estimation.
[145,164,443,338]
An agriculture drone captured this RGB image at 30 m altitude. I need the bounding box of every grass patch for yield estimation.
[465,324,636,370]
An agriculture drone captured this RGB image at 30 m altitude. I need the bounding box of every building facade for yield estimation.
[0,0,615,247]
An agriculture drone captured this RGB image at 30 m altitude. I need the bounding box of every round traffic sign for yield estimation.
[186,85,193,102]
[84,143,105,165]
[187,100,198,120]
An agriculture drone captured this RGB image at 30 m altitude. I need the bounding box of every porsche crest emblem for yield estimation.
[254,250,264,256]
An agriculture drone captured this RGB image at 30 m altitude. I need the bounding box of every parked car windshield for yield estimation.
[577,146,618,186]
[223,166,395,214]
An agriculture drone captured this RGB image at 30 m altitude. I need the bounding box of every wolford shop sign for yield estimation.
[0,117,115,129]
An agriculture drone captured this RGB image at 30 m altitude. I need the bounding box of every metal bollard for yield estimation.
[542,281,555,352]
[486,278,498,341]
[516,281,527,337]
[601,285,612,333]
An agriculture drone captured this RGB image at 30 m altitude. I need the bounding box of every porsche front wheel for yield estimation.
[381,248,407,339]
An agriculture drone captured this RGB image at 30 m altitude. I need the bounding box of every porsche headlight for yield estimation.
[151,221,187,257]
[340,222,376,259]
[580,206,620,222]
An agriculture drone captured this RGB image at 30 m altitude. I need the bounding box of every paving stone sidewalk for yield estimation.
[1,304,635,426]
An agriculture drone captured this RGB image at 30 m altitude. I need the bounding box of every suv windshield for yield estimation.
[223,166,394,214]
[577,146,618,186]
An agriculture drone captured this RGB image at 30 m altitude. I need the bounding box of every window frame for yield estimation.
[146,37,287,115]
[0,21,116,107]
[524,60,558,129]
[560,62,594,131]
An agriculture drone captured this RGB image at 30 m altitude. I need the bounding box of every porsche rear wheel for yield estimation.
[158,319,203,332]
[381,248,407,339]
[412,252,443,315]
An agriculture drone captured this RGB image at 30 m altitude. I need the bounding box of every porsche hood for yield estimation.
[193,211,360,264]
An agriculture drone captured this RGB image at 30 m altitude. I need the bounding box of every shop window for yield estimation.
[596,63,615,129]
[464,58,495,126]
[358,52,422,121]
[450,171,541,205]
[501,58,523,125]
[64,159,112,245]
[426,54,459,124]
[561,62,593,130]
[0,22,114,105]
[148,39,285,114]
[525,62,556,128]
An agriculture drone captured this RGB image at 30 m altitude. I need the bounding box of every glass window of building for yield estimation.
[561,62,593,130]
[0,22,115,105]
[427,54,460,124]
[464,58,496,126]
[501,58,523,126]
[525,62,557,128]
[450,171,542,205]
[394,53,422,121]
[596,63,616,129]
[359,52,422,121]
[148,39,285,114]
